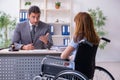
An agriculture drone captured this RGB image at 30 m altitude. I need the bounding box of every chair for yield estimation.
[40,56,74,80]
[33,39,98,80]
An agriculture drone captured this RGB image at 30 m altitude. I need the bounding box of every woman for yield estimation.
[61,12,100,60]
[60,12,100,79]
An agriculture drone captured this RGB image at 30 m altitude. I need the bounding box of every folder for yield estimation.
[61,25,70,35]
[50,25,54,35]
[62,25,65,35]
[19,12,27,22]
[63,38,70,46]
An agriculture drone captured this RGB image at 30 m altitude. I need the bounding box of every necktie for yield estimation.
[31,25,36,43]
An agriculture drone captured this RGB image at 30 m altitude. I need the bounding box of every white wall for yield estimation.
[0,0,120,62]
[0,0,19,21]
[72,0,120,62]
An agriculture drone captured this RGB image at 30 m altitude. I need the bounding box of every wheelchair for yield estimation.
[33,37,115,80]
[33,55,89,80]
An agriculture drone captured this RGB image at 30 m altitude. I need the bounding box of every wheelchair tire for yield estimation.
[93,66,115,80]
[53,70,89,80]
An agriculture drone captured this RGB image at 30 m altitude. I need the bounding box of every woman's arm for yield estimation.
[60,46,75,59]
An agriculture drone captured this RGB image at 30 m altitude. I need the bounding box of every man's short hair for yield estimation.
[28,6,41,15]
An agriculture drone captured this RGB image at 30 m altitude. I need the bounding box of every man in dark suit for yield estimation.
[12,6,53,50]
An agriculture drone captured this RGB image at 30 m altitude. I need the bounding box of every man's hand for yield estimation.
[39,33,49,44]
[22,43,34,50]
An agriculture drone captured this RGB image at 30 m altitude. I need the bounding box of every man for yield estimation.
[12,6,53,50]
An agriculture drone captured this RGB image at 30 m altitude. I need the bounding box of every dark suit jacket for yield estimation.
[12,20,53,49]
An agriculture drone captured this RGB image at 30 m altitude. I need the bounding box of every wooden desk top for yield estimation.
[0,49,62,55]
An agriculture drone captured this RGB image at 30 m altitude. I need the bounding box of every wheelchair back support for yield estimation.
[75,40,98,79]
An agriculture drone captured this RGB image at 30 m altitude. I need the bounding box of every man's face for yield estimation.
[28,12,40,25]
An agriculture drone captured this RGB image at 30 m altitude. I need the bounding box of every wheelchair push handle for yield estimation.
[101,37,111,43]
[78,37,111,47]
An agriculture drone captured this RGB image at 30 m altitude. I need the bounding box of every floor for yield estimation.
[96,62,120,80]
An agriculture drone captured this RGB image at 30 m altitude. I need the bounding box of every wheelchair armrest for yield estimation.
[41,55,74,69]
[40,55,75,76]
[45,55,69,61]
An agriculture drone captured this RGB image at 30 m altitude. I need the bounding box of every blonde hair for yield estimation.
[73,12,100,45]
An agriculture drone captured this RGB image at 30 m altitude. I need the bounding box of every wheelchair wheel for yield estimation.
[33,76,42,80]
[53,70,89,80]
[93,66,115,80]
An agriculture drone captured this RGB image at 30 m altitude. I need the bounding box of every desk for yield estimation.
[0,49,61,80]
